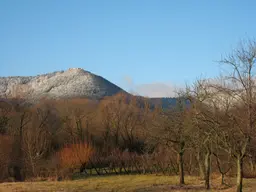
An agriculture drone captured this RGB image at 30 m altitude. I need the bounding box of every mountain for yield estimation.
[0,68,183,109]
[0,68,124,102]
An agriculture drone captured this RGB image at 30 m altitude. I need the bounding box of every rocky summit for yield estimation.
[0,68,124,102]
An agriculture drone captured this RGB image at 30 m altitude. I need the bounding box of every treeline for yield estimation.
[1,39,256,192]
[0,94,151,181]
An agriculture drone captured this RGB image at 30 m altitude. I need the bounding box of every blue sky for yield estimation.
[0,0,255,97]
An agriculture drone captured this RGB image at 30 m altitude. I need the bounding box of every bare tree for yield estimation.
[56,99,96,143]
[186,79,216,190]
[99,93,145,152]
[213,39,256,192]
[22,107,53,177]
[213,147,232,185]
[9,104,31,181]
[0,100,12,134]
[149,97,190,185]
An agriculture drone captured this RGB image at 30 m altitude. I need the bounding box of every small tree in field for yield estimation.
[58,141,93,174]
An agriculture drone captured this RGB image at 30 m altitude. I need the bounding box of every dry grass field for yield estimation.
[0,175,256,192]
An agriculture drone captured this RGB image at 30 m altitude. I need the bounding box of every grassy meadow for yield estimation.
[0,175,256,192]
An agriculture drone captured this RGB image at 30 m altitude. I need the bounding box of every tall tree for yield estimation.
[150,97,190,185]
[210,39,256,192]
[186,79,216,190]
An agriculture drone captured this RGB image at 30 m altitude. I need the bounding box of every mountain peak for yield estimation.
[66,68,86,73]
[0,68,124,102]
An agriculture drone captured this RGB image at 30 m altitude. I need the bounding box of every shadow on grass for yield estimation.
[135,184,232,192]
[72,170,149,180]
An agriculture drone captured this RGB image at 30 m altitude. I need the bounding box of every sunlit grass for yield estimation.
[0,175,255,192]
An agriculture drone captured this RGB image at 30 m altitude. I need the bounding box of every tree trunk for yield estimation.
[197,151,205,179]
[236,157,243,192]
[221,173,225,185]
[204,150,211,190]
[80,163,86,173]
[29,154,35,177]
[249,157,255,173]
[178,152,185,185]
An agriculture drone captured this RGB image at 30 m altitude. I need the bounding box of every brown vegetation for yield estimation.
[0,39,256,192]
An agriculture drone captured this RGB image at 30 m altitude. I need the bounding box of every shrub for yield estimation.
[57,141,93,173]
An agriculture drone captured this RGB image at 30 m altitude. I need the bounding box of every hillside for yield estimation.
[0,68,124,102]
[0,68,180,108]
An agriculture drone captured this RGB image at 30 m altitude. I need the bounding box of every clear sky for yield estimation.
[0,0,255,97]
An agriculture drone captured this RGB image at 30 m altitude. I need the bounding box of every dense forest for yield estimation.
[1,40,256,192]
